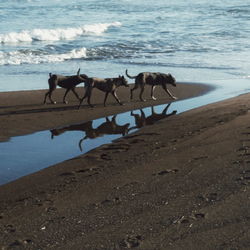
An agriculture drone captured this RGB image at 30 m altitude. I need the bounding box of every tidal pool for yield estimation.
[0,79,249,185]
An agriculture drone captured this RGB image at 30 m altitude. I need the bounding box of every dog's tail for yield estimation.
[125,69,137,79]
[49,73,52,78]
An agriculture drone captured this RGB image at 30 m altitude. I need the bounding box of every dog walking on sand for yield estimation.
[125,69,177,102]
[78,75,129,108]
[44,68,87,104]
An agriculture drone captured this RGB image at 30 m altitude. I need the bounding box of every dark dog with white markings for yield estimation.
[125,69,177,102]
[44,68,87,104]
[78,75,129,108]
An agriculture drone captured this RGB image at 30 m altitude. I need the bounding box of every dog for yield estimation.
[78,75,129,108]
[44,68,88,104]
[125,69,177,102]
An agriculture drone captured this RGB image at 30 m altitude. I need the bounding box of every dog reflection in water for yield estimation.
[129,103,177,131]
[50,115,129,151]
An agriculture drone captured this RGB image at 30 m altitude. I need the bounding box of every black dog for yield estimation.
[125,69,177,102]
[44,68,87,104]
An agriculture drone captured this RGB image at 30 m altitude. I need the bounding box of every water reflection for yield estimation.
[0,103,176,185]
[51,116,130,152]
[129,103,177,131]
[2,78,250,185]
[50,103,176,152]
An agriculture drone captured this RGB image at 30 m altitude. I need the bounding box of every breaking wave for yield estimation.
[0,48,87,65]
[0,22,122,44]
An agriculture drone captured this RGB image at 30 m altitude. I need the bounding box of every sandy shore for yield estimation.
[1,83,250,249]
[0,83,208,142]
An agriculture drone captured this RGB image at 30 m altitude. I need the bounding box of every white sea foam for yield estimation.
[0,48,87,65]
[0,22,122,44]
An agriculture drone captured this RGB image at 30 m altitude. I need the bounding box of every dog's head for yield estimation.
[118,75,129,87]
[166,74,176,87]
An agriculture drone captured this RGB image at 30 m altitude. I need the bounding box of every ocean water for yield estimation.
[0,0,250,92]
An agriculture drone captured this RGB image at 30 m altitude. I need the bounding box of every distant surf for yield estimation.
[0,48,87,65]
[1,0,249,92]
[0,22,121,44]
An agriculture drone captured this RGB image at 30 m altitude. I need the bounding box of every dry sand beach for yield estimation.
[0,83,250,249]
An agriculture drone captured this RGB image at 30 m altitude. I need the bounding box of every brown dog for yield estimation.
[125,69,177,102]
[44,68,87,104]
[78,75,129,108]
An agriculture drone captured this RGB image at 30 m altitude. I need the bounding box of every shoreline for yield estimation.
[0,82,211,142]
[1,83,250,249]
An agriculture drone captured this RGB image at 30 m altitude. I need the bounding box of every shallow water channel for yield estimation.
[0,79,250,185]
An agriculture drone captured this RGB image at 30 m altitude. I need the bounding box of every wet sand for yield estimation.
[0,83,250,249]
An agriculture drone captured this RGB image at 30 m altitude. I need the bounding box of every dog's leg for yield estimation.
[48,89,56,104]
[86,87,94,108]
[111,90,123,105]
[44,91,49,104]
[130,84,139,100]
[103,92,109,107]
[162,84,177,100]
[139,86,146,102]
[45,77,57,104]
[71,87,81,101]
[78,86,94,109]
[63,88,70,104]
[78,92,87,109]
[151,86,157,100]
[44,87,56,104]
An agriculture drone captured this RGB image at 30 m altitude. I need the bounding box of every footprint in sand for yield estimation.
[198,192,218,202]
[125,133,159,140]
[100,153,112,160]
[174,213,206,226]
[76,167,100,174]
[236,172,250,185]
[59,171,75,177]
[8,240,23,248]
[153,169,178,176]
[101,197,121,206]
[59,168,100,179]
[119,235,143,248]
[173,216,189,224]
[103,143,130,152]
[193,213,206,219]
[45,206,57,213]
[7,238,33,248]
[4,224,16,233]
[241,170,250,174]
